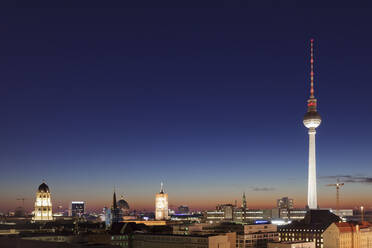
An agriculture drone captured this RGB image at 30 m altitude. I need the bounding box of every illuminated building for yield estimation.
[205,204,307,224]
[104,206,112,227]
[242,193,247,222]
[330,209,353,220]
[173,222,278,248]
[277,197,294,209]
[237,224,279,248]
[70,201,85,217]
[155,182,169,220]
[32,182,53,222]
[177,205,190,214]
[110,222,236,248]
[278,210,340,248]
[323,222,372,248]
[303,39,322,209]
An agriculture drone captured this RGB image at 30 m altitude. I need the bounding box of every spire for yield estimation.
[112,187,117,209]
[242,192,247,208]
[160,182,164,194]
[310,38,315,98]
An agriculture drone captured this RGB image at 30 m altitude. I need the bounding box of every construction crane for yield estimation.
[326,180,344,212]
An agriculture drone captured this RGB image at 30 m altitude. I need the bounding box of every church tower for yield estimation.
[33,181,53,221]
[111,190,121,224]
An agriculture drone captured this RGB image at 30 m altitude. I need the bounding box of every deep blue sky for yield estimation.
[1,3,372,211]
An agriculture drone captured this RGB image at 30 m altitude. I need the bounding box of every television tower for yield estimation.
[303,39,322,209]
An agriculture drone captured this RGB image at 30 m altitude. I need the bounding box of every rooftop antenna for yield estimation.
[160,182,164,193]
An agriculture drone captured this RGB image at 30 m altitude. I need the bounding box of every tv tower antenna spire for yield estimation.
[310,38,315,98]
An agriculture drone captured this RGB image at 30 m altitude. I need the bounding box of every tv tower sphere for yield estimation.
[303,110,321,129]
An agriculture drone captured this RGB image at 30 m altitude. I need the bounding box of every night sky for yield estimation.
[1,2,372,212]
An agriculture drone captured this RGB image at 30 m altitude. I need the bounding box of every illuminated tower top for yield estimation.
[155,182,169,220]
[303,39,322,129]
[242,192,247,209]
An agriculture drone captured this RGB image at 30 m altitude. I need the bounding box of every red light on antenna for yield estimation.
[308,102,316,107]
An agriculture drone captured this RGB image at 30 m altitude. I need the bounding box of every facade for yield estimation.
[237,224,279,248]
[110,223,235,248]
[172,222,279,248]
[323,222,372,248]
[33,182,53,222]
[112,233,236,248]
[277,197,294,210]
[70,201,85,217]
[131,233,235,248]
[279,209,308,221]
[330,209,354,220]
[205,207,307,224]
[268,241,315,248]
[155,182,169,220]
[303,39,322,209]
[279,210,341,248]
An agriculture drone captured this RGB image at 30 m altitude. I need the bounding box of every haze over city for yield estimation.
[1,4,372,213]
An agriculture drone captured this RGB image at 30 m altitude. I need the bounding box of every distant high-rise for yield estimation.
[70,201,85,217]
[303,39,322,209]
[242,192,247,222]
[33,181,53,221]
[155,182,169,220]
[177,205,190,214]
[277,197,294,209]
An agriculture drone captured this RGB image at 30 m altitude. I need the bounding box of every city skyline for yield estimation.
[1,6,372,213]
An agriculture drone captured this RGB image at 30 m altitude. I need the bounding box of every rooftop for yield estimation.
[279,210,341,231]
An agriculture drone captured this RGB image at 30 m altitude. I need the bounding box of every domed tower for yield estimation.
[33,181,53,221]
[117,195,130,216]
[303,39,321,209]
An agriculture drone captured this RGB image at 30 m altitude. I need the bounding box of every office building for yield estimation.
[205,205,307,224]
[277,197,294,209]
[237,224,279,248]
[70,201,85,217]
[177,205,190,214]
